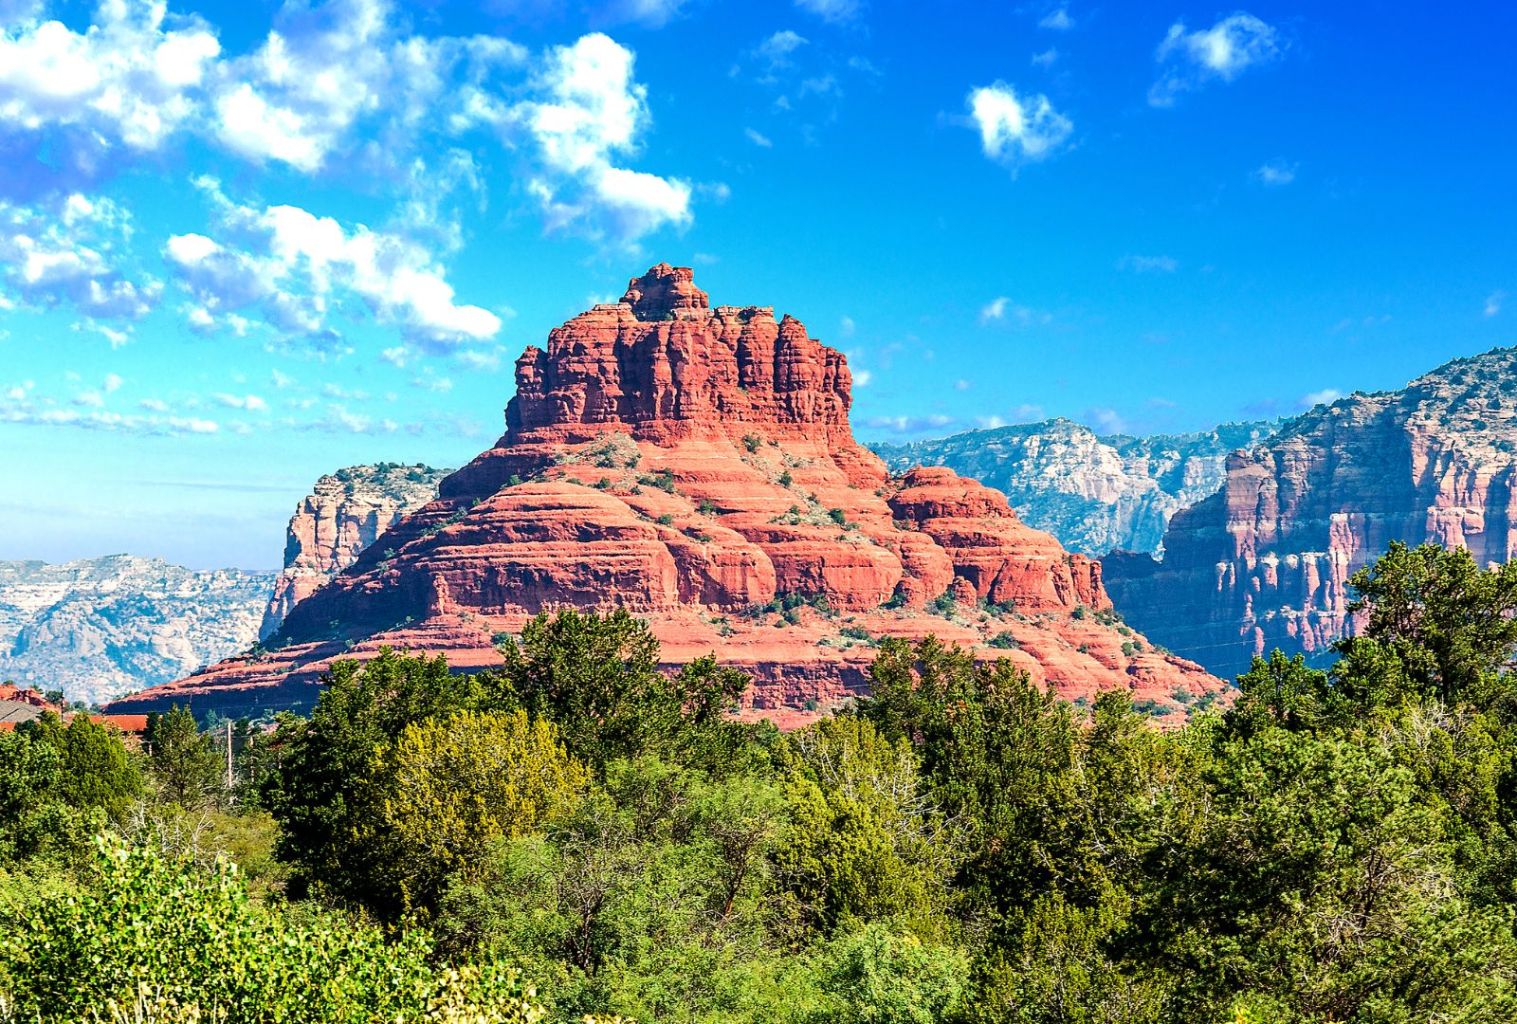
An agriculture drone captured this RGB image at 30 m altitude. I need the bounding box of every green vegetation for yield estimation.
[8,544,1517,1021]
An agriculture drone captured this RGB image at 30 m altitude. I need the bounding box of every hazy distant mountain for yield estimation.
[871,418,1277,556]
[0,555,275,706]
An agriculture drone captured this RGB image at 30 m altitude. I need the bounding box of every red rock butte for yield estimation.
[110,264,1223,721]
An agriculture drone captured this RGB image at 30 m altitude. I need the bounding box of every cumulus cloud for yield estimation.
[852,369,872,388]
[502,33,691,244]
[967,82,1072,167]
[1150,13,1282,107]
[1031,48,1058,68]
[1085,406,1126,434]
[0,0,220,153]
[165,184,501,349]
[1253,160,1296,186]
[212,0,524,173]
[213,392,268,411]
[0,192,159,320]
[745,127,773,148]
[0,4,692,246]
[1486,291,1505,318]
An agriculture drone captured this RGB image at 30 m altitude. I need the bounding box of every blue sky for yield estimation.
[1,0,1514,569]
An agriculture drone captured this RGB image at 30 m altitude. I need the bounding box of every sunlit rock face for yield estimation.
[111,265,1222,722]
[1105,346,1517,679]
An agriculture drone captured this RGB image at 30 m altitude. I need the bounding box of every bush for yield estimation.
[0,838,549,1024]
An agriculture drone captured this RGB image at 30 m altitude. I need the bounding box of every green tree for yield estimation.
[807,923,969,1024]
[436,757,791,1023]
[1336,541,1517,708]
[1145,723,1517,1021]
[382,708,588,908]
[146,705,221,808]
[261,648,480,912]
[26,713,142,816]
[774,716,959,938]
[500,609,751,770]
[859,637,1091,926]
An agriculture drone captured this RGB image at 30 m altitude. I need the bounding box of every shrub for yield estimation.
[0,838,549,1024]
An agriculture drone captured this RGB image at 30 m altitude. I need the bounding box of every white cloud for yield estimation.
[1253,160,1296,186]
[794,0,860,24]
[1031,48,1058,68]
[211,0,524,173]
[954,379,970,391]
[213,392,268,411]
[504,33,691,244]
[1486,291,1505,318]
[454,347,502,371]
[0,0,220,151]
[0,193,159,320]
[967,82,1072,167]
[1038,7,1073,30]
[165,188,501,348]
[1,385,219,434]
[102,371,122,392]
[1150,13,1282,107]
[839,315,855,338]
[1119,254,1179,273]
[754,29,807,75]
[410,370,453,392]
[979,296,1051,327]
[270,368,295,389]
[852,369,872,388]
[745,126,773,148]
[1299,388,1342,409]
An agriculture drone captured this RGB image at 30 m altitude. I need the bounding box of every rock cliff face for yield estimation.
[111,265,1222,721]
[0,556,275,706]
[261,464,451,639]
[873,419,1275,557]
[1103,347,1517,680]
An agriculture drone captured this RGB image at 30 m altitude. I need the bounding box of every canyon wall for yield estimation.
[1104,347,1517,679]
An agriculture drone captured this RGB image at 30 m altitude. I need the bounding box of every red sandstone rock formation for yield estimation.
[111,266,1222,722]
[260,464,450,639]
[1104,347,1517,679]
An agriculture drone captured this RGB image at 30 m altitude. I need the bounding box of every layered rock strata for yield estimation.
[260,464,451,639]
[112,265,1222,721]
[873,419,1276,557]
[1104,347,1517,679]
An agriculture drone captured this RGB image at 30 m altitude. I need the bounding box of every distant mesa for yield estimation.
[109,265,1223,722]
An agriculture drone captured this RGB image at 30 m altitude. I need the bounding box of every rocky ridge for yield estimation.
[1104,347,1517,679]
[111,265,1222,721]
[872,419,1276,557]
[0,556,275,706]
[261,463,451,639]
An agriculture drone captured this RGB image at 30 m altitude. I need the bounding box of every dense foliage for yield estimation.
[6,541,1517,1021]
